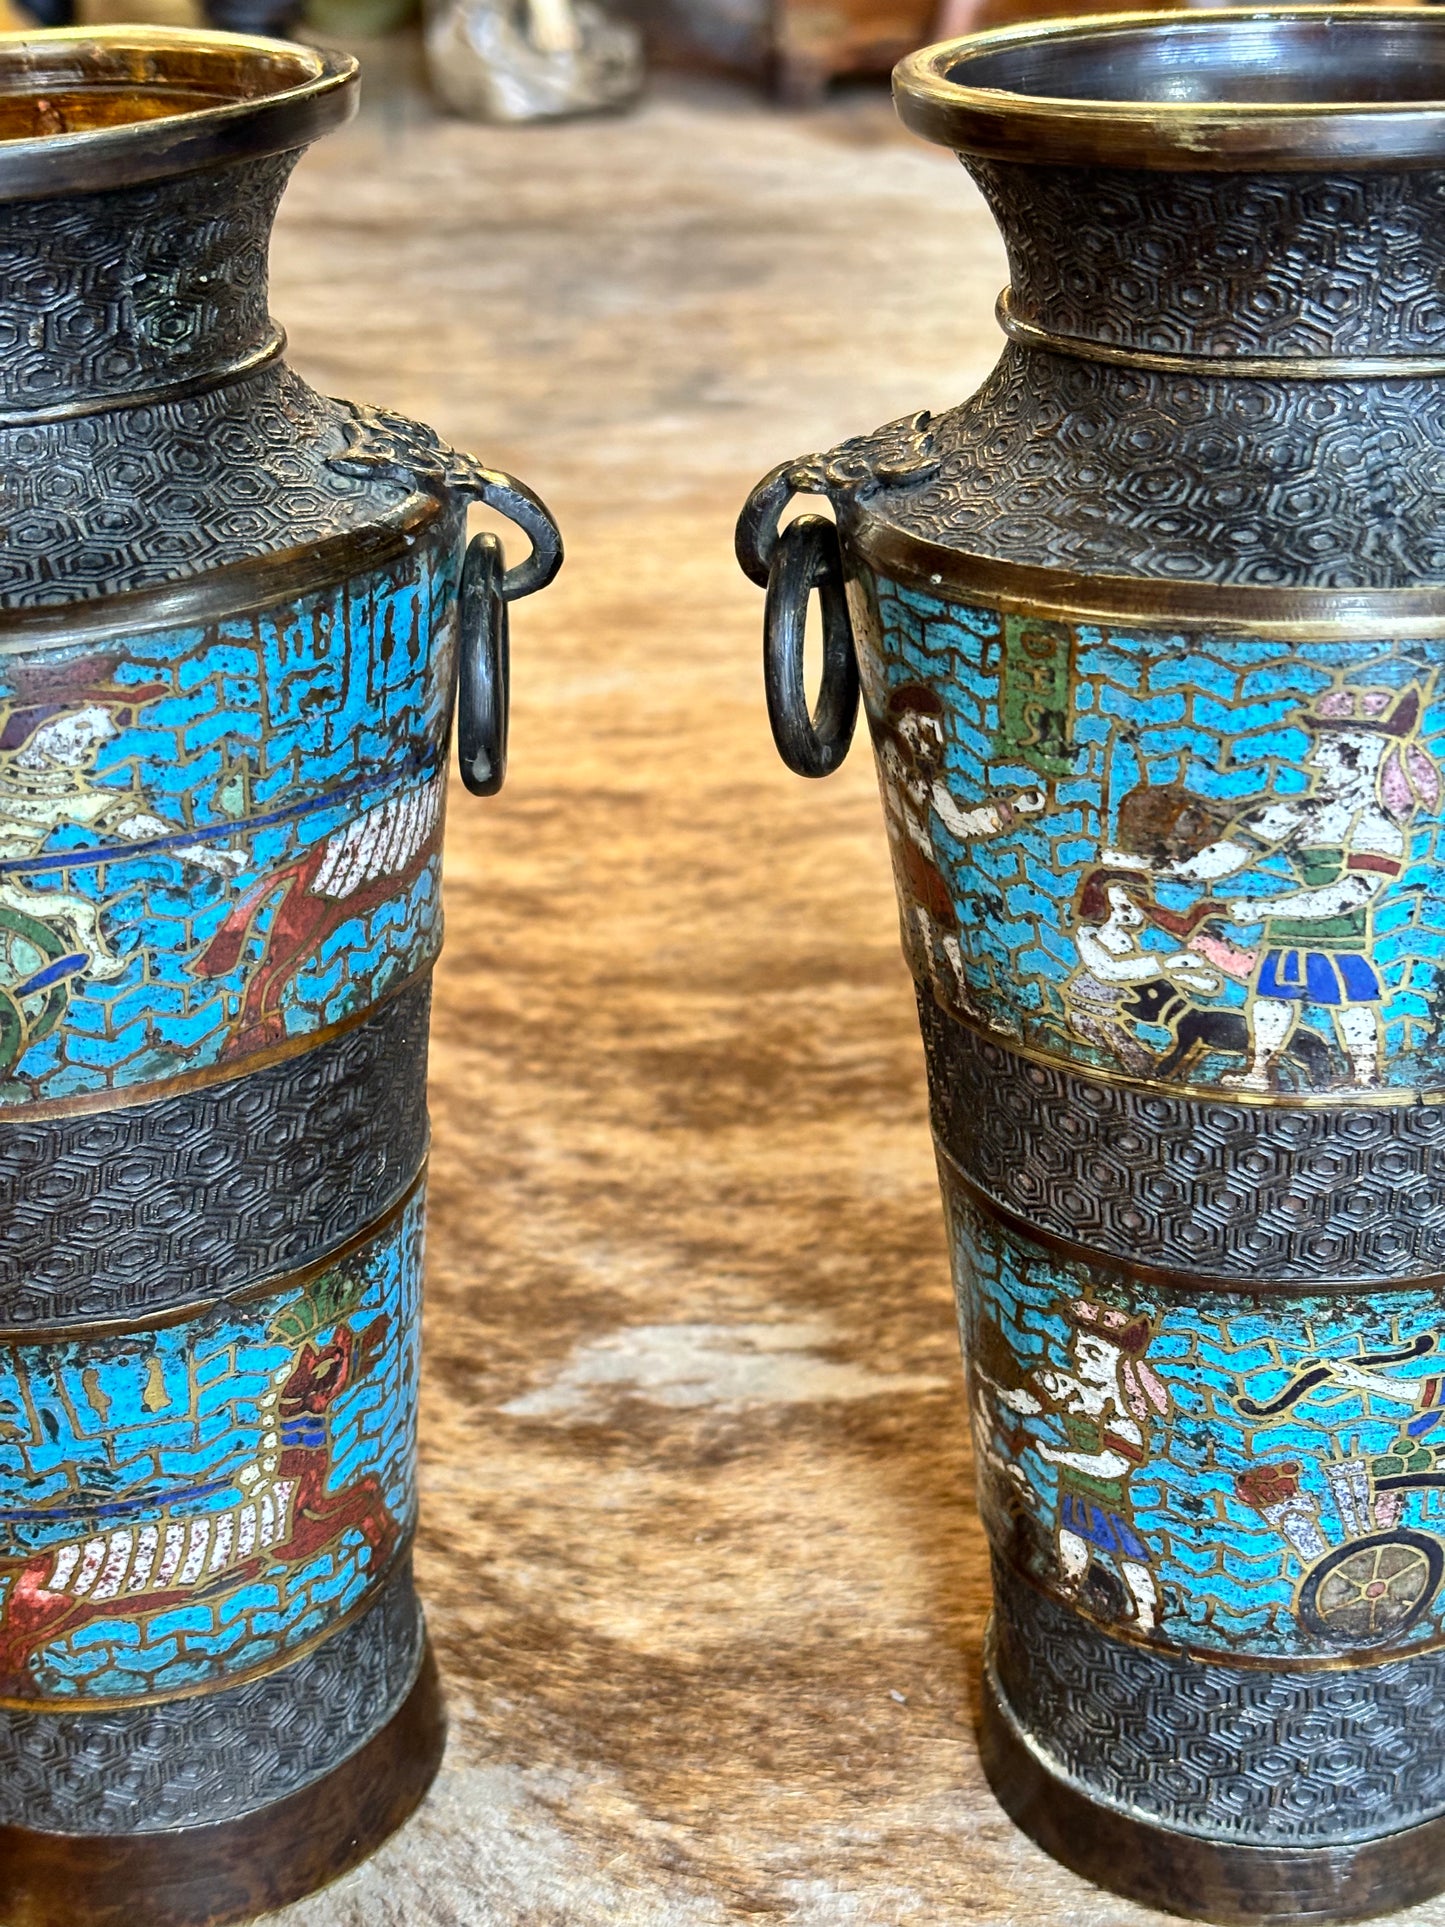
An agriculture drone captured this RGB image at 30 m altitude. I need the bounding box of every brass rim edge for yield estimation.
[940,1143,1445,1297]
[0,1161,428,1344]
[0,1528,416,1714]
[913,978,1445,1112]
[996,287,1445,380]
[0,491,446,655]
[0,955,438,1126]
[892,8,1445,173]
[0,326,285,429]
[987,1564,1445,1677]
[0,29,358,202]
[848,509,1445,638]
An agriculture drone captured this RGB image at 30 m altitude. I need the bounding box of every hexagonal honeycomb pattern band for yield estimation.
[990,1560,1445,1845]
[0,1552,423,1833]
[0,975,432,1330]
[919,990,1445,1286]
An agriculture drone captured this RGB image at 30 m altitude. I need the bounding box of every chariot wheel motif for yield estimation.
[1298,1530,1445,1647]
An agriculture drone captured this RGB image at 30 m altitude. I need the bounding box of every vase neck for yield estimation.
[966,159,1445,366]
[0,153,296,421]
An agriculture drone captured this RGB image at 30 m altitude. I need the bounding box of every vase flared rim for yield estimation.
[0,25,356,201]
[895,6,1445,170]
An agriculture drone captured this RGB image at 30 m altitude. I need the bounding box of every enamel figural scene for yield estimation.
[0,28,560,1927]
[740,10,1445,1924]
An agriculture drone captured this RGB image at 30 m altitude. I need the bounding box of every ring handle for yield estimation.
[470,468,564,601]
[736,459,799,588]
[457,531,509,797]
[762,514,859,779]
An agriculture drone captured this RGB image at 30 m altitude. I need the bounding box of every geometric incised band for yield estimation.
[0,328,285,430]
[988,1559,1445,1845]
[0,1168,426,1346]
[941,1149,1445,1302]
[996,287,1445,382]
[919,990,1445,1286]
[851,513,1445,637]
[0,974,431,1329]
[0,1553,423,1833]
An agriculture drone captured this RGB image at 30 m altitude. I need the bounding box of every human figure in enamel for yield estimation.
[874,681,1044,1010]
[990,1300,1169,1634]
[1110,685,1439,1093]
[1065,867,1220,1074]
[0,676,246,983]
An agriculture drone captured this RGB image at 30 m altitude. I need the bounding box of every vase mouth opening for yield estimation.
[895,6,1445,171]
[0,26,357,200]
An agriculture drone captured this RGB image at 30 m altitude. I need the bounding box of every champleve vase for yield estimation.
[739,10,1445,1922]
[0,28,560,1926]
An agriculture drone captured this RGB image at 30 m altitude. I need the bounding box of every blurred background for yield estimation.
[0,0,1239,109]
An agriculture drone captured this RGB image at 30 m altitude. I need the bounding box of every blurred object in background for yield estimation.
[200,0,298,32]
[73,0,202,21]
[425,0,643,118]
[772,0,932,102]
[304,0,415,36]
[9,0,293,32]
[930,0,1363,43]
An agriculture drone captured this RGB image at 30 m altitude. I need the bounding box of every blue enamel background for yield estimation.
[860,576,1445,1094]
[0,1191,423,1705]
[957,1202,1445,1662]
[0,529,459,1106]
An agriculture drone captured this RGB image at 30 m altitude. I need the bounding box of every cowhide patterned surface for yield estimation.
[253,42,1435,1927]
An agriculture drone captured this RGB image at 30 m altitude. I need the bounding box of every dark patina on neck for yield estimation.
[839,9,1445,590]
[0,29,355,420]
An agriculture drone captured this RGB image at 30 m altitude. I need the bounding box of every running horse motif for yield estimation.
[0,1313,397,1698]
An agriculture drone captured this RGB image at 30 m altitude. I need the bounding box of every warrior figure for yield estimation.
[1113,685,1439,1092]
[873,681,1043,1011]
[991,1299,1170,1632]
[1066,867,1220,1074]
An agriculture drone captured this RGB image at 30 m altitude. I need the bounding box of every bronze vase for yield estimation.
[740,10,1445,1922]
[0,28,560,1926]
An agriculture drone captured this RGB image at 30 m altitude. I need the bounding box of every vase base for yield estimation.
[0,1639,445,1927]
[980,1656,1445,1926]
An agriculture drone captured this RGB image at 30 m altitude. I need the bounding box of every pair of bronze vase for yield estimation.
[1,12,1442,1927]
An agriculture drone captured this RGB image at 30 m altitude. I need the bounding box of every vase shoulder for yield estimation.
[816,356,1445,592]
[0,364,424,609]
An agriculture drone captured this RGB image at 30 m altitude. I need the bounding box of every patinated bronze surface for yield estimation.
[740,10,1445,1921]
[0,28,560,1923]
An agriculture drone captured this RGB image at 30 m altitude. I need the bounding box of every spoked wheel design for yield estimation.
[1298,1530,1445,1646]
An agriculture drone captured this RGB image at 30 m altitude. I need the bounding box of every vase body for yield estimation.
[740,12,1445,1923]
[0,29,560,1926]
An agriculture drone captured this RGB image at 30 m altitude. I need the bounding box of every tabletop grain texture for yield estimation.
[251,48,1441,1927]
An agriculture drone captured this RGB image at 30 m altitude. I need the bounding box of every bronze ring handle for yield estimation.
[455,473,562,797]
[469,468,564,601]
[457,531,510,797]
[762,513,859,779]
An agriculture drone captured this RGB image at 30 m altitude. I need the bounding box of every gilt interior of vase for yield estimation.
[0,33,329,141]
[945,11,1445,108]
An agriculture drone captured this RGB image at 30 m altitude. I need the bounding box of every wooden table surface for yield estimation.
[254,48,1445,1927]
